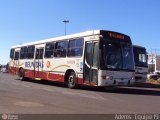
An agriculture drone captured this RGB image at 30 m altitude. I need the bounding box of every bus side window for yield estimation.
[14,51,19,60]
[28,46,35,59]
[45,42,54,58]
[54,41,68,57]
[20,47,28,59]
[68,38,84,57]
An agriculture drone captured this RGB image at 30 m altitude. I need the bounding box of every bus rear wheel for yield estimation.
[68,72,77,89]
[18,68,24,77]
[18,68,26,81]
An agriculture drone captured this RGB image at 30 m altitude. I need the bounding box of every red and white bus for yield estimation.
[9,30,135,88]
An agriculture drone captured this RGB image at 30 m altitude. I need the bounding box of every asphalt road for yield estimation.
[0,72,160,114]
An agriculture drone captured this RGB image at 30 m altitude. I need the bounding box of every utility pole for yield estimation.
[151,49,154,73]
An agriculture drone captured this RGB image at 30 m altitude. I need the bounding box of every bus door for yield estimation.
[84,41,99,85]
[13,51,20,74]
[35,48,44,80]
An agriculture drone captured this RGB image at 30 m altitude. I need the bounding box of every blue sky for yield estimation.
[0,0,160,64]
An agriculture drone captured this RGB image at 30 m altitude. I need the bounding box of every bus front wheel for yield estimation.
[68,72,77,89]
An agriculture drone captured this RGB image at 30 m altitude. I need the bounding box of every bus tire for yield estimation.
[68,72,77,89]
[18,68,26,81]
[18,68,24,77]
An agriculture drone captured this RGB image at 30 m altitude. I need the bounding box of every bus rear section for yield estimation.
[9,48,21,75]
[133,45,148,83]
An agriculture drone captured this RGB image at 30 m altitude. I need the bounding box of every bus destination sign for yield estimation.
[108,32,125,40]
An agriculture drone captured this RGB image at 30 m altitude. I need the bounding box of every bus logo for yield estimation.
[46,61,51,68]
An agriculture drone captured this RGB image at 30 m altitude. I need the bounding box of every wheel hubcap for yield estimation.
[69,76,74,85]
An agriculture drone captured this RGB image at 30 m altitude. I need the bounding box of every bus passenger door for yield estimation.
[84,41,99,85]
[35,48,44,80]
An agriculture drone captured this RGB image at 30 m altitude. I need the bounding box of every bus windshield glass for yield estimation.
[101,39,134,71]
[133,47,147,67]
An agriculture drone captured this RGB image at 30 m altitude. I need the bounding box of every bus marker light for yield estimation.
[35,78,41,80]
[102,76,112,80]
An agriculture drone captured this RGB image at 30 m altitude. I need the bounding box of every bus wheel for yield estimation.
[18,68,24,77]
[18,68,26,81]
[68,72,77,89]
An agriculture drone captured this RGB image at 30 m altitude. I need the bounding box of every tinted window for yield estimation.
[68,38,84,57]
[86,43,92,66]
[14,52,19,60]
[101,39,134,71]
[20,47,28,59]
[36,49,44,59]
[102,40,123,70]
[84,42,92,82]
[133,47,147,67]
[122,44,134,70]
[45,42,54,58]
[28,46,35,59]
[10,49,15,59]
[93,42,99,68]
[55,41,68,57]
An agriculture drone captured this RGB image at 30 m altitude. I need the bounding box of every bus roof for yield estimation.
[133,45,146,50]
[11,30,130,48]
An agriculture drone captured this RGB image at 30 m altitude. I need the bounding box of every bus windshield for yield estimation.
[133,47,147,67]
[101,40,134,71]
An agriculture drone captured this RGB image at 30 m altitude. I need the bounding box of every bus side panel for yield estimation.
[135,67,148,83]
[24,69,35,79]
[8,59,19,75]
[43,72,64,82]
[77,74,84,85]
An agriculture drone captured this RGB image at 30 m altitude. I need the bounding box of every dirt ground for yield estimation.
[134,79,160,88]
[147,79,160,85]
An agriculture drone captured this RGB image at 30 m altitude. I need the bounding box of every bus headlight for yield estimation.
[102,76,113,80]
[131,73,135,81]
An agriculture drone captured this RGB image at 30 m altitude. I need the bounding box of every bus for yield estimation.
[133,45,148,83]
[9,30,135,88]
